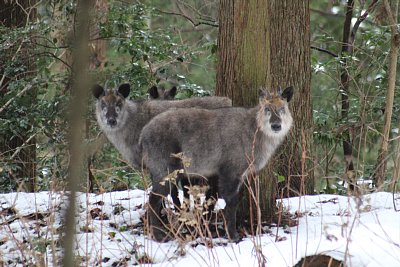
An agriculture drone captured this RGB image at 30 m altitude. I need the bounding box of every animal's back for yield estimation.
[140,106,257,177]
[144,96,232,115]
[100,95,232,169]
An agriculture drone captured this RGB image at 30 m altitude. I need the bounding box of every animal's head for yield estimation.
[148,86,177,100]
[257,86,294,137]
[92,83,131,130]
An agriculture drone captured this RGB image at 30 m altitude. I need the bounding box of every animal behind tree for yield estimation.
[148,85,177,100]
[140,86,294,242]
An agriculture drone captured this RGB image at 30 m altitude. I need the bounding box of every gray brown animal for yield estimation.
[140,86,294,242]
[148,85,217,209]
[92,83,232,171]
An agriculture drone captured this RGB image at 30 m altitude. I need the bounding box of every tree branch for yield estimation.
[156,9,218,27]
[350,0,379,44]
[310,8,345,18]
[311,45,338,57]
[0,83,34,114]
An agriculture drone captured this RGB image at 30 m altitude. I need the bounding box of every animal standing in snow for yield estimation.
[140,86,294,242]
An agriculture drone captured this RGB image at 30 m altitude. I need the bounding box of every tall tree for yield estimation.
[339,0,356,191]
[62,0,90,266]
[0,1,37,192]
[374,0,399,188]
[87,0,109,192]
[339,0,378,191]
[216,0,312,230]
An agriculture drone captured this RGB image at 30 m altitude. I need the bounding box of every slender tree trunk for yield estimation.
[62,1,90,265]
[0,1,37,192]
[337,0,378,191]
[87,0,108,192]
[374,0,399,188]
[339,0,356,191]
[216,0,312,231]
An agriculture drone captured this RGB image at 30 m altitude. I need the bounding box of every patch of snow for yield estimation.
[0,190,399,266]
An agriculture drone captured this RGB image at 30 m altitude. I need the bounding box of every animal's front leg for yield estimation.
[223,194,240,241]
[219,178,241,241]
[148,181,173,242]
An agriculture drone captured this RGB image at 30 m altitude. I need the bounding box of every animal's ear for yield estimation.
[167,86,177,99]
[148,86,159,99]
[258,88,271,99]
[118,83,130,98]
[92,84,105,99]
[281,86,294,102]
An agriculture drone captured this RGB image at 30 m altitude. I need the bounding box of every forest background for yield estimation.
[0,0,399,213]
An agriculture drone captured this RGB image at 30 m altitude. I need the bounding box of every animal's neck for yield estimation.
[252,106,287,171]
[97,101,146,168]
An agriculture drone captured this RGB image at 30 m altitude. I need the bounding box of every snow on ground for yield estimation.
[0,190,399,266]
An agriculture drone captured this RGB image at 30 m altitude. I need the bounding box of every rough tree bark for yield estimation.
[267,1,313,199]
[216,0,312,231]
[374,0,399,188]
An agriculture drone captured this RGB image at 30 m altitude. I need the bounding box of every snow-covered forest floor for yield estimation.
[1,190,399,266]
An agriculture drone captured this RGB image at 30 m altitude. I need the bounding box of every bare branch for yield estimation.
[175,0,217,22]
[350,0,379,44]
[0,83,34,114]
[311,45,338,57]
[33,52,72,69]
[156,9,218,27]
[310,8,345,18]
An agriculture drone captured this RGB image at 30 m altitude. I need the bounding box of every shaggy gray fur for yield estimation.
[140,87,294,242]
[93,83,232,170]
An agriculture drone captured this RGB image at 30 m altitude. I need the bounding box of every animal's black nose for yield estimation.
[271,123,281,131]
[108,118,117,127]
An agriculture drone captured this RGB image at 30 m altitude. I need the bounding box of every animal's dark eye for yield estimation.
[101,101,107,109]
[116,101,122,108]
[264,107,270,113]
[279,107,285,113]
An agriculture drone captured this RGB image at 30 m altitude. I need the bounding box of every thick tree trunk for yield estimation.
[216,0,312,231]
[267,1,313,199]
[216,0,269,106]
[216,1,270,234]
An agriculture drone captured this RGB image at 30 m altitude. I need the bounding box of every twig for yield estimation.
[350,0,379,44]
[32,52,72,69]
[175,0,217,23]
[0,83,34,114]
[10,132,37,160]
[310,8,345,18]
[156,9,218,27]
[310,45,338,57]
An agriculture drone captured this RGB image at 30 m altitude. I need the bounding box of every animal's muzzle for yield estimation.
[107,118,117,127]
[271,123,281,132]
